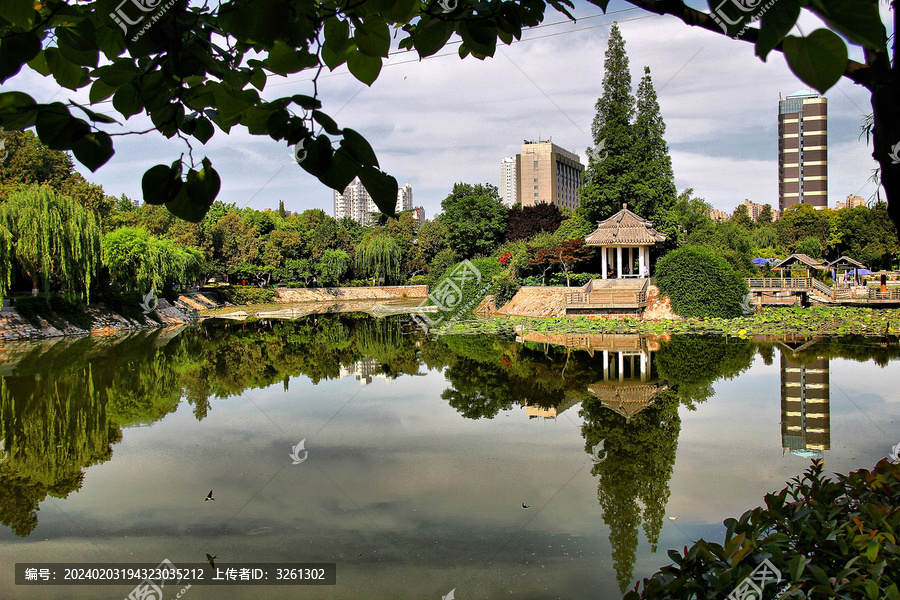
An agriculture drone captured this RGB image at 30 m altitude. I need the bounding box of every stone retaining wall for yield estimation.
[0,300,194,342]
[275,285,427,303]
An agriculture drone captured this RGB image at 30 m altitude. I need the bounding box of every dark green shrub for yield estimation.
[13,295,93,330]
[407,275,427,285]
[522,272,603,287]
[626,459,900,600]
[426,248,460,288]
[490,278,521,308]
[655,246,748,318]
[219,285,277,305]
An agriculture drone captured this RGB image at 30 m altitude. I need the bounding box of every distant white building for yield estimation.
[397,182,413,213]
[500,156,517,207]
[334,178,413,226]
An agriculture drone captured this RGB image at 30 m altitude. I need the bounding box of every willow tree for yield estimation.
[0,185,100,301]
[355,231,402,285]
[102,227,202,293]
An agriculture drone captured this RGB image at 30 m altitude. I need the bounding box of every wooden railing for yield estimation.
[811,279,834,300]
[869,287,900,300]
[566,280,648,308]
[747,277,813,290]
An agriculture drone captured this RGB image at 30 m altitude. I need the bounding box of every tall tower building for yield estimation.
[515,140,584,210]
[500,156,518,207]
[778,91,827,212]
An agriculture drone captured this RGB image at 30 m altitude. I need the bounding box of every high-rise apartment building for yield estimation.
[778,91,827,212]
[500,156,518,207]
[334,178,413,226]
[515,140,584,210]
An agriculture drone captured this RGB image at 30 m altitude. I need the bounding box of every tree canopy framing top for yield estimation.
[0,0,897,233]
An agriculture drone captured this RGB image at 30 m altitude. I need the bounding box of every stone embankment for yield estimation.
[274,285,427,303]
[0,300,195,342]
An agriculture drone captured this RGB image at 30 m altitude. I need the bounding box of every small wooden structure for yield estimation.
[823,256,868,287]
[772,254,825,278]
[584,204,667,279]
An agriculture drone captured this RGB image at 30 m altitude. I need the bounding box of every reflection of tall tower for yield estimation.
[780,352,830,459]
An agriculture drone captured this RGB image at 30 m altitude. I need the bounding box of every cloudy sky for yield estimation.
[11,0,892,220]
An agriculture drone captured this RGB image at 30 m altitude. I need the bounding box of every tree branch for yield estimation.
[617,0,876,90]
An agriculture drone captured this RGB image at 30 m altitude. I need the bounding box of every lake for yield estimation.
[1,315,898,599]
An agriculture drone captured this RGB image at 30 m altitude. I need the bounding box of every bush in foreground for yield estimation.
[626,459,900,599]
[655,246,748,318]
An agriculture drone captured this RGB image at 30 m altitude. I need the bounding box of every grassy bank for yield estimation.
[435,306,900,338]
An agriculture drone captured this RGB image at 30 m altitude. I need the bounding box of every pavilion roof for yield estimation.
[773,254,825,270]
[584,204,667,246]
[823,256,868,270]
[586,381,668,422]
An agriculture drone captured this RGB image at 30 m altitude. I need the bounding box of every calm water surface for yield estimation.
[1,315,898,599]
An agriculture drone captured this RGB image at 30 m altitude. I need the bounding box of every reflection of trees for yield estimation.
[434,335,601,419]
[655,335,756,407]
[581,391,681,594]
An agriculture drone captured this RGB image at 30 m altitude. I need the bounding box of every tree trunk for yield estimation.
[871,72,900,234]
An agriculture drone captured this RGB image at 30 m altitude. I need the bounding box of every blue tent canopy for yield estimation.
[752,258,775,265]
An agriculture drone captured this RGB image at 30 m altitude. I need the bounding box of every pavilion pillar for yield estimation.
[601,247,608,279]
[618,352,624,382]
[640,352,648,381]
[639,247,646,277]
[616,247,622,279]
[603,350,609,380]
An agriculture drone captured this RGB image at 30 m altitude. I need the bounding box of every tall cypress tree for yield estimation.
[633,66,677,226]
[578,22,637,225]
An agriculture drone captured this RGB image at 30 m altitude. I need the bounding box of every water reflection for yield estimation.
[0,318,897,598]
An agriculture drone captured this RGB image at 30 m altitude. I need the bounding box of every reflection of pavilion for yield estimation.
[586,341,668,423]
[339,358,391,386]
[777,339,830,460]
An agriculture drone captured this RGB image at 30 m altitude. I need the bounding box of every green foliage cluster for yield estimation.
[522,272,603,287]
[218,285,277,306]
[626,459,900,600]
[655,246,748,318]
[102,226,203,294]
[429,257,501,315]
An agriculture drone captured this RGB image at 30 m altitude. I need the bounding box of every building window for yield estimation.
[533,161,539,169]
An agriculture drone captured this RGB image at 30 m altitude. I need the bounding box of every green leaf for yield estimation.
[788,554,807,581]
[312,110,341,136]
[0,90,37,129]
[317,148,358,191]
[0,32,41,81]
[340,128,378,167]
[756,0,801,60]
[458,19,497,57]
[142,162,183,206]
[806,0,887,51]
[56,21,100,68]
[89,79,118,104]
[265,41,318,76]
[347,50,382,86]
[71,131,114,171]
[357,165,398,217]
[45,48,89,90]
[71,101,118,124]
[249,66,266,91]
[782,29,847,93]
[413,18,454,58]
[112,85,143,119]
[0,0,36,29]
[354,19,390,57]
[168,157,219,222]
[34,103,90,150]
[95,61,140,87]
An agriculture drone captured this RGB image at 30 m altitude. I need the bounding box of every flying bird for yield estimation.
[206,553,217,567]
[205,490,215,501]
[522,503,530,509]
